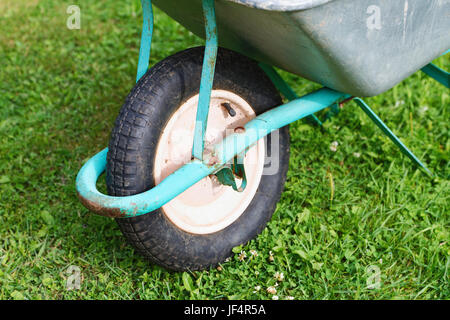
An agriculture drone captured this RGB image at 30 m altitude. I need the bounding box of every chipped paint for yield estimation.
[77,192,126,218]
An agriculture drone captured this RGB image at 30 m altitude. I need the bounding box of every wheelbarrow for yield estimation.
[76,0,450,271]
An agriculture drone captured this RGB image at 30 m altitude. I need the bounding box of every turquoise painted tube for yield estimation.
[214,88,348,164]
[76,149,213,218]
[136,0,154,82]
[259,63,323,126]
[421,63,450,88]
[76,88,348,218]
[192,0,218,160]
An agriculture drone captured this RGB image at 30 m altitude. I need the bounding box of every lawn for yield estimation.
[0,0,448,300]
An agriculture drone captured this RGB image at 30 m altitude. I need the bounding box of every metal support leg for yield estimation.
[421,63,449,88]
[354,98,433,177]
[322,103,341,122]
[136,0,154,82]
[421,50,449,88]
[259,63,323,126]
[192,0,218,160]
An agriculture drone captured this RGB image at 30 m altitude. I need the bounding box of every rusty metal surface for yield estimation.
[77,192,126,218]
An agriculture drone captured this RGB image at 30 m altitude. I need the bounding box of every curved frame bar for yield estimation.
[76,88,348,218]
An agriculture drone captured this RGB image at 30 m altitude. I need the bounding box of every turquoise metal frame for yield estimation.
[259,63,323,127]
[136,0,153,83]
[77,88,348,217]
[76,0,448,218]
[421,49,450,89]
[192,0,219,160]
[354,98,433,177]
[421,64,449,89]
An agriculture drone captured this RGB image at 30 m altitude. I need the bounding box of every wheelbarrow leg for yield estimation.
[421,63,449,88]
[321,102,341,123]
[420,50,449,88]
[136,0,154,83]
[354,98,433,177]
[259,63,323,127]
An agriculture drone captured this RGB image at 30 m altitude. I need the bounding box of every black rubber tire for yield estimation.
[106,47,290,271]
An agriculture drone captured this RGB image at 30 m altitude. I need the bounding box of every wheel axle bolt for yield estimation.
[221,102,236,117]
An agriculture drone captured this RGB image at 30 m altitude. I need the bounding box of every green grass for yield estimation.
[0,0,448,300]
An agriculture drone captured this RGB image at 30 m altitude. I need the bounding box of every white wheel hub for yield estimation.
[154,90,265,235]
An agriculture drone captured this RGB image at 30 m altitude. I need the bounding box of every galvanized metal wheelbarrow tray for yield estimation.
[154,0,450,97]
[76,0,450,218]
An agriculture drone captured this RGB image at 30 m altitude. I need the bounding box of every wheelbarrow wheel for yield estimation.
[106,47,290,271]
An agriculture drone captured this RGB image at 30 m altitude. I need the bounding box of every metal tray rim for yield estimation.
[227,0,334,11]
